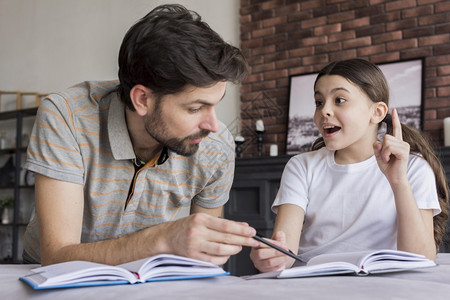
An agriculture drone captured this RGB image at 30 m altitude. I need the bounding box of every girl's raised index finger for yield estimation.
[392,108,403,140]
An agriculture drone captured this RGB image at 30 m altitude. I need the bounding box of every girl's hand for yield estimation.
[249,231,294,273]
[373,108,410,187]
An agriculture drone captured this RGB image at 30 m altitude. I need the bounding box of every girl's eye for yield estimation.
[335,97,346,104]
[314,100,323,108]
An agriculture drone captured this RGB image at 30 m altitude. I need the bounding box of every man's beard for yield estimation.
[144,111,210,156]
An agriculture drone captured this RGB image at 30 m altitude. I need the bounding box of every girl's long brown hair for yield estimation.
[311,59,448,249]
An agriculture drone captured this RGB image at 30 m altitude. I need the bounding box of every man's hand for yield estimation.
[162,213,259,265]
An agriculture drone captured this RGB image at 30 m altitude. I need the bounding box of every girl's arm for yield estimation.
[373,108,436,259]
[250,204,304,272]
[391,181,436,259]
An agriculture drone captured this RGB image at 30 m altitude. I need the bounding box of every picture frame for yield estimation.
[286,58,424,155]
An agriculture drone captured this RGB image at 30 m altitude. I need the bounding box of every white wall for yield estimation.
[0,0,241,127]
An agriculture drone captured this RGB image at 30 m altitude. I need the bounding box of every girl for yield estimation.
[250,59,448,273]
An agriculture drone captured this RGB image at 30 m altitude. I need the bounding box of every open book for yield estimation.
[20,254,229,289]
[246,249,436,279]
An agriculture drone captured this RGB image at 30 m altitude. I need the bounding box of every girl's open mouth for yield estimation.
[324,125,341,134]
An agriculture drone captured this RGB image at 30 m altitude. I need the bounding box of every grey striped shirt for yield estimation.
[23,80,235,263]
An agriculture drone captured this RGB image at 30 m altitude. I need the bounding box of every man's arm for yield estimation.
[36,174,258,266]
[191,202,222,217]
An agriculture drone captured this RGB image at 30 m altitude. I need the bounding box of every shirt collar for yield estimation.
[157,147,169,165]
[107,94,170,165]
[108,95,135,160]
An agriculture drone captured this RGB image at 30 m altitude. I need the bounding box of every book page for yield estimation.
[306,251,375,267]
[26,261,137,287]
[119,254,217,272]
[247,249,436,280]
[304,250,434,273]
[278,262,362,278]
[20,255,229,289]
[118,254,226,281]
[360,250,435,272]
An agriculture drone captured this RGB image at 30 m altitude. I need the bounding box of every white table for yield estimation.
[3,254,450,300]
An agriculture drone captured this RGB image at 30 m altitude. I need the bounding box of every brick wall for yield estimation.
[238,0,450,157]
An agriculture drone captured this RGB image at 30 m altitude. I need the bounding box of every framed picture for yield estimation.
[286,58,424,155]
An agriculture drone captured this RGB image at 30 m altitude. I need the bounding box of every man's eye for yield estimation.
[189,107,201,113]
[335,97,346,104]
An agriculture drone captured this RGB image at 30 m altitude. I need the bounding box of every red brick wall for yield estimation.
[238,0,450,157]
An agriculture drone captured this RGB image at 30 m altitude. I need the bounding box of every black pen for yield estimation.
[253,233,307,263]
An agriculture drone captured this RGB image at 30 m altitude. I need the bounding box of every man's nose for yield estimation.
[199,108,219,133]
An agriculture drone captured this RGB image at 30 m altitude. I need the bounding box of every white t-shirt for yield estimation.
[272,147,441,262]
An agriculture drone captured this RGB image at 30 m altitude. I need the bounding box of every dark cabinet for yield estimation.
[224,155,292,276]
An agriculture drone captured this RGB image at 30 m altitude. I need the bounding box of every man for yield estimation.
[23,4,258,266]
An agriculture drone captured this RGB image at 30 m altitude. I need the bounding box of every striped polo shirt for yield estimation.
[22,80,235,263]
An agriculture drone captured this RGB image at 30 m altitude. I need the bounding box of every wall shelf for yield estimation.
[0,104,39,263]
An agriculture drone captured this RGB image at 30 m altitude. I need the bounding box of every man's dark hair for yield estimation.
[117,4,248,110]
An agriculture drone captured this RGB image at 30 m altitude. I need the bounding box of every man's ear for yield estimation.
[129,85,152,116]
[371,102,388,124]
